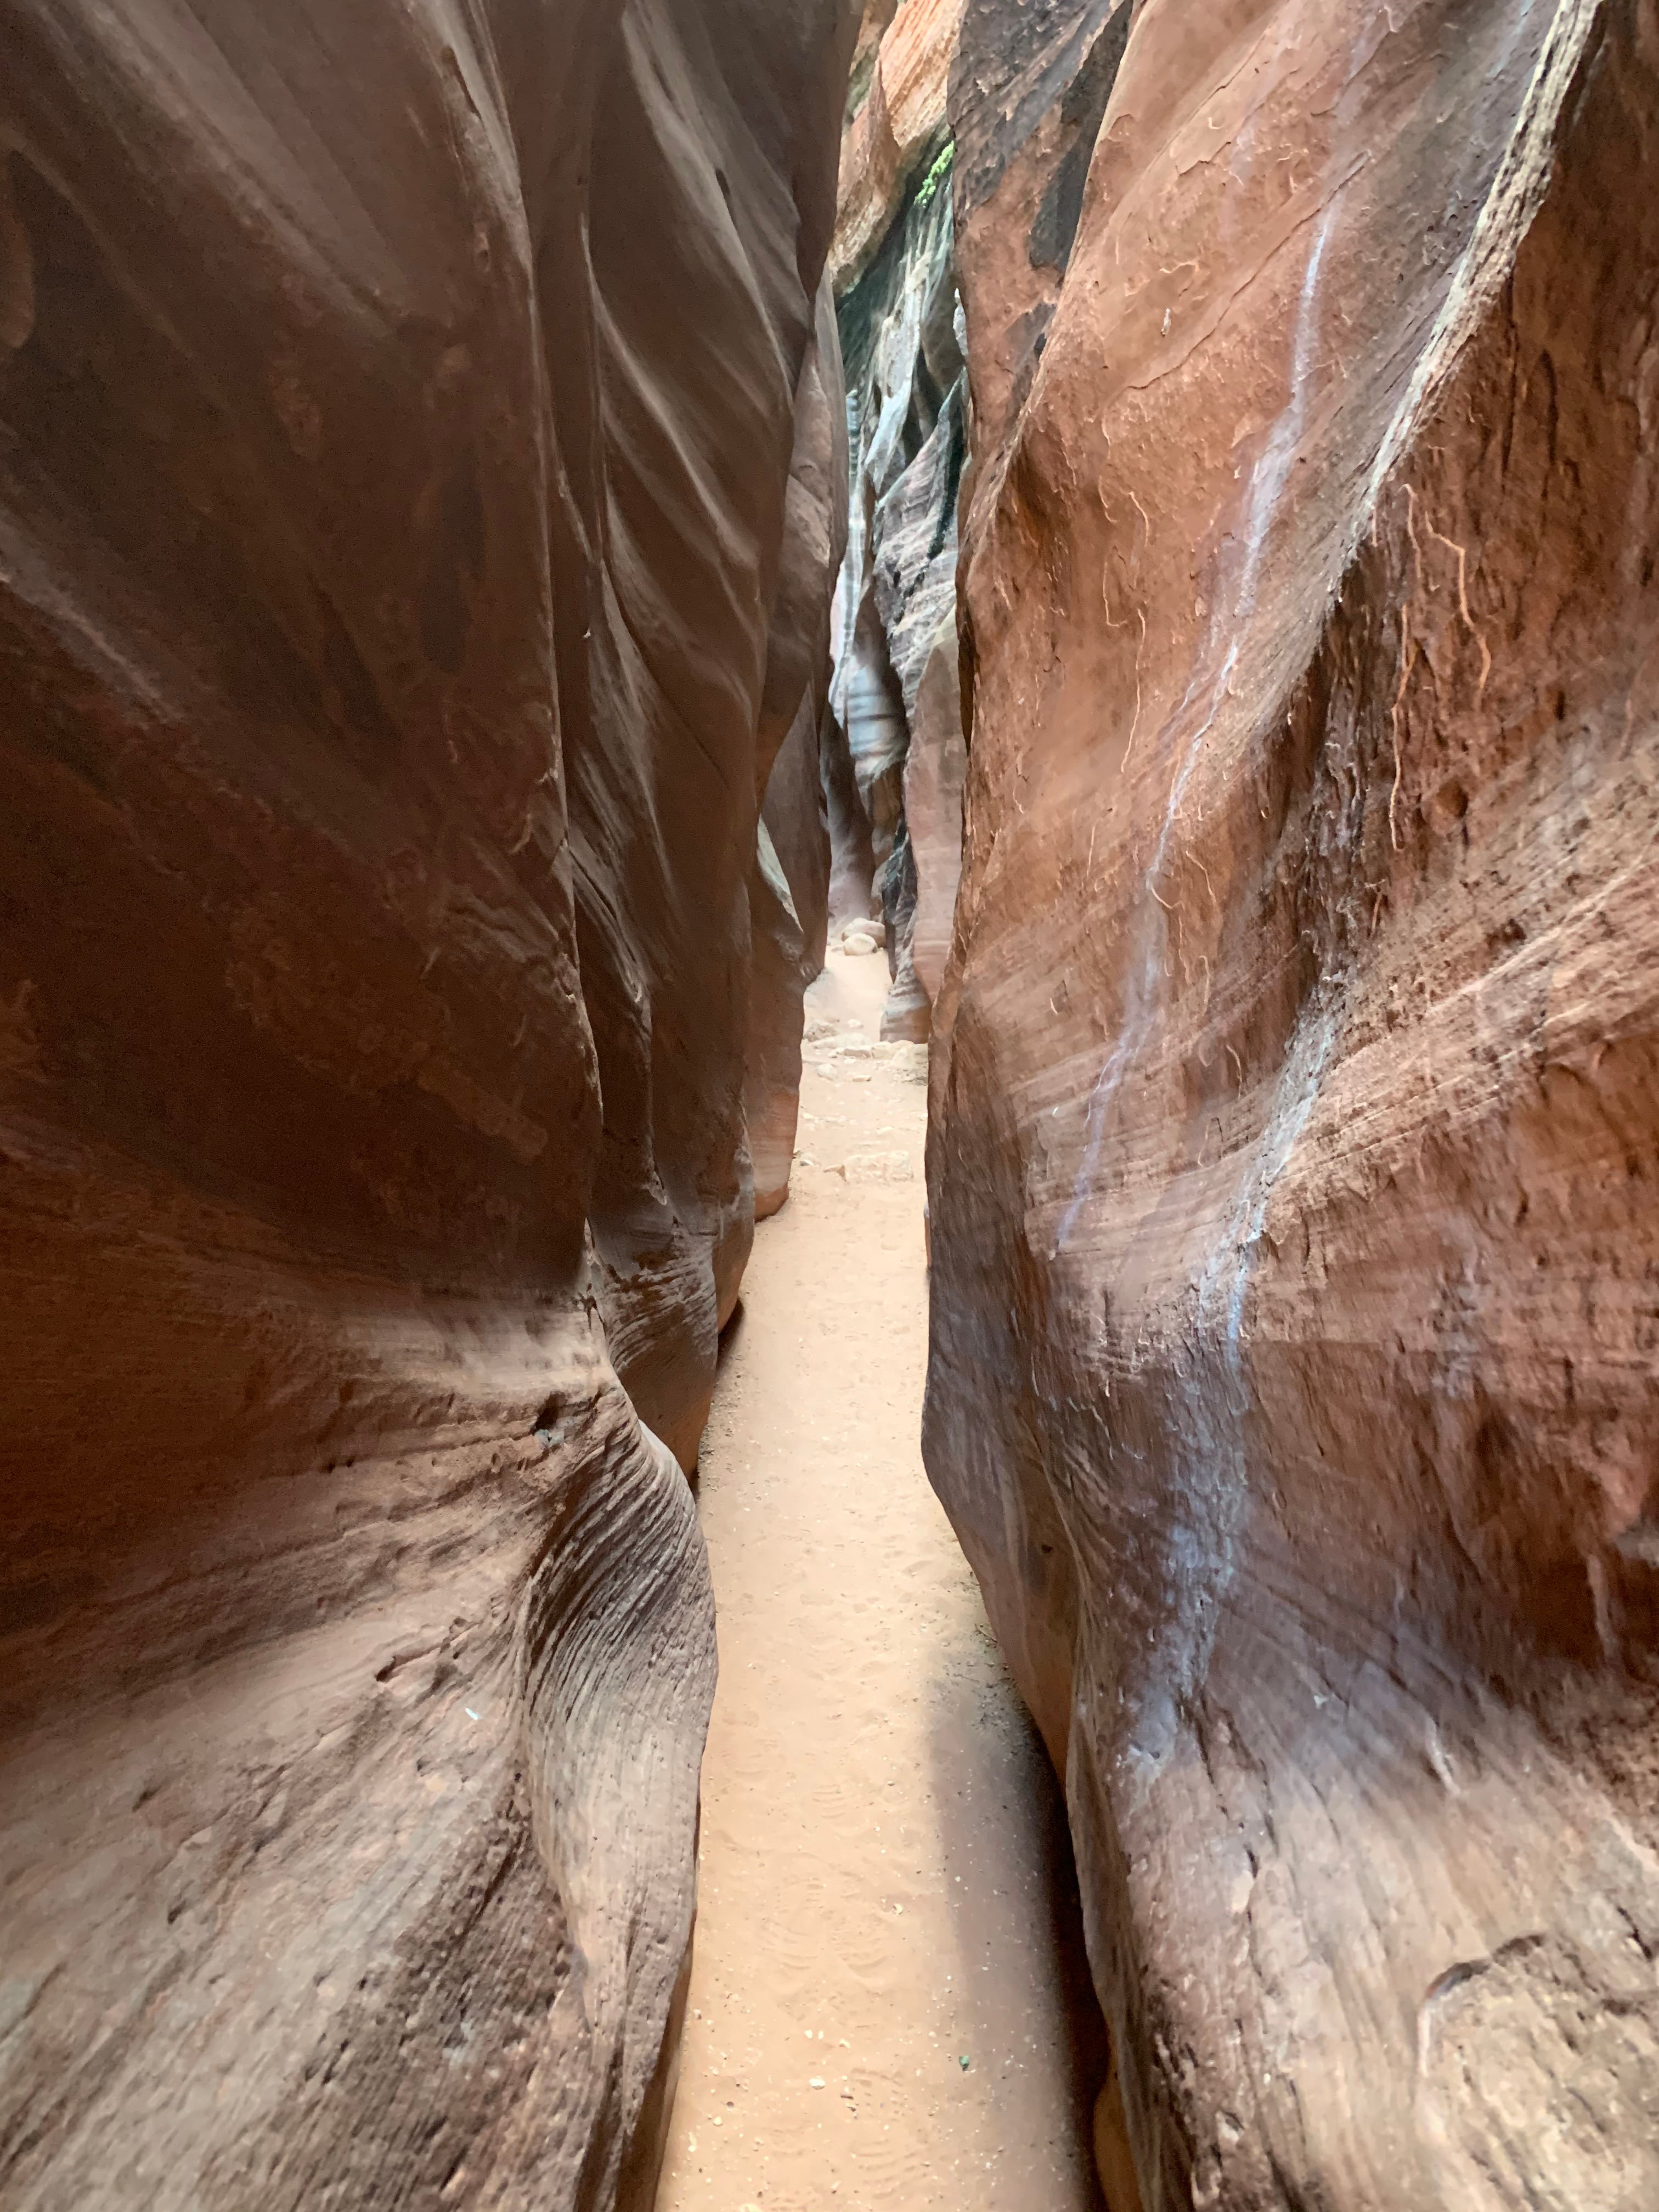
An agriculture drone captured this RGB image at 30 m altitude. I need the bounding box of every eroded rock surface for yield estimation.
[749,283,849,1222]
[832,0,968,294]
[927,2,1659,2207]
[830,0,970,1043]
[0,2,853,2205]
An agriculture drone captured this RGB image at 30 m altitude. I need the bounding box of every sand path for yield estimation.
[656,947,1102,2212]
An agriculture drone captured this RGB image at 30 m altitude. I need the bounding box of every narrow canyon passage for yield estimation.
[657,947,1101,2212]
[8,7,1658,2209]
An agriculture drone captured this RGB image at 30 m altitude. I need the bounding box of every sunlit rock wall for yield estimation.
[0,1,853,2205]
[927,1,1659,2207]
[832,0,967,294]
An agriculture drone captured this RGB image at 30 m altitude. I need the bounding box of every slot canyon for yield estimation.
[3,0,1658,2208]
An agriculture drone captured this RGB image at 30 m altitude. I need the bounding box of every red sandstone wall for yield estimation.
[0,3,854,2204]
[928,2,1659,2205]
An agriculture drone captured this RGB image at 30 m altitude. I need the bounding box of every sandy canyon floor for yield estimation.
[657,949,1102,2212]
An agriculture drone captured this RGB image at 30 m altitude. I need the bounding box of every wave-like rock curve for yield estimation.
[927,1,1659,2205]
[0,2,855,2204]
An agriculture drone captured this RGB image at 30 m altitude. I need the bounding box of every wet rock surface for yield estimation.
[926,2,1659,2207]
[0,2,853,2206]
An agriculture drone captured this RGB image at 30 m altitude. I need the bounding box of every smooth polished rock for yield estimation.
[0,2,856,2205]
[927,3,1659,2208]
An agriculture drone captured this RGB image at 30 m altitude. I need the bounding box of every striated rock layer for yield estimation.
[0,2,853,2206]
[832,0,968,294]
[749,281,848,1222]
[927,2,1659,2207]
[830,0,970,1042]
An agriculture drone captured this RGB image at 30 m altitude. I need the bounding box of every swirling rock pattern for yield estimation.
[0,1,853,2205]
[928,1,1659,2206]
[831,1,970,1045]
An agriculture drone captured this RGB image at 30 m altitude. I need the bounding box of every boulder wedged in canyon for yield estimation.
[926,2,1659,2208]
[0,1,853,2205]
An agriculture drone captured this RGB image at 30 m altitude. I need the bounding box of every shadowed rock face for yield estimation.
[833,0,968,293]
[905,630,967,1007]
[927,2,1659,2207]
[749,282,849,1222]
[0,2,853,2206]
[830,0,970,1043]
